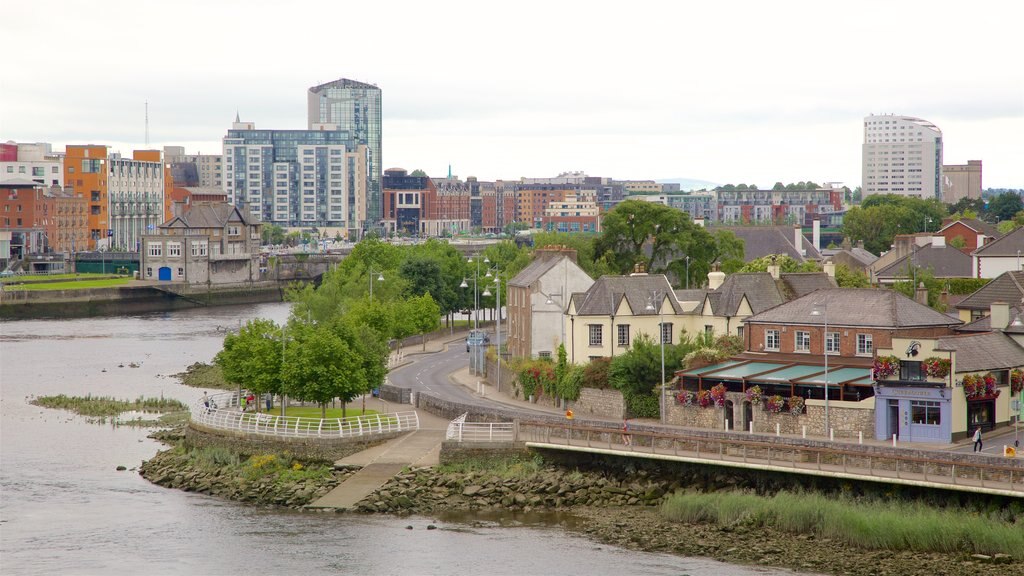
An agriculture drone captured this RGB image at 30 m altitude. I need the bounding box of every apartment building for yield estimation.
[941,160,982,203]
[107,150,167,252]
[862,114,943,199]
[1,142,63,187]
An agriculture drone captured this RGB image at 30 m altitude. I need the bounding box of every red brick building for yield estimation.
[936,217,999,254]
[1,181,88,256]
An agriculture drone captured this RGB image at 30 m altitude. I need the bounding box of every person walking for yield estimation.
[972,426,983,452]
[202,392,210,413]
[621,418,632,446]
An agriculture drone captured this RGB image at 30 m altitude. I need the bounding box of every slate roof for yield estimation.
[820,247,879,267]
[956,271,1024,311]
[163,202,252,229]
[508,255,562,288]
[744,288,963,329]
[935,332,1024,372]
[714,226,823,262]
[939,217,1000,239]
[874,244,973,279]
[702,272,834,317]
[781,272,837,298]
[573,274,682,316]
[956,305,1024,333]
[973,225,1024,256]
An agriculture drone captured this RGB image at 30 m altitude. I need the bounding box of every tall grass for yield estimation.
[436,454,545,479]
[31,394,187,417]
[660,490,1024,559]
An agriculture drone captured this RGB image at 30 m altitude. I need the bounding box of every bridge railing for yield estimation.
[517,420,1024,495]
[192,391,419,439]
[446,412,515,442]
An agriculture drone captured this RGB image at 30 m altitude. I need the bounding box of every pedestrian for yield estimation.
[265,393,272,412]
[246,393,255,412]
[621,418,632,446]
[973,426,983,452]
[202,392,210,413]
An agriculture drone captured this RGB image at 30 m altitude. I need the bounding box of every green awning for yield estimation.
[757,365,824,382]
[704,362,788,379]
[681,360,744,377]
[796,367,871,385]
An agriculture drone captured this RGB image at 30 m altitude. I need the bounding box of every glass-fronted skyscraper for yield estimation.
[308,79,382,232]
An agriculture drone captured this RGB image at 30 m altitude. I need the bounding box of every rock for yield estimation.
[462,485,482,497]
[116,465,127,471]
[970,554,992,562]
[426,525,437,530]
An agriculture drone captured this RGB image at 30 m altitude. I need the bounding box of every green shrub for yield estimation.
[581,357,612,389]
[625,392,659,419]
[558,365,586,401]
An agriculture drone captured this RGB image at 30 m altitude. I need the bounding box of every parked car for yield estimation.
[466,330,490,352]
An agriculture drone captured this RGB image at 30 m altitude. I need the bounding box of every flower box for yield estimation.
[872,355,899,380]
[922,357,951,379]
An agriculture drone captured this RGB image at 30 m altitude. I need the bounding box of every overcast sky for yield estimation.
[2,0,1022,189]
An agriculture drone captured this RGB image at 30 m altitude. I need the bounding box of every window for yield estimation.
[617,324,630,347]
[825,332,840,354]
[660,322,673,344]
[147,242,162,257]
[227,226,240,236]
[177,267,184,277]
[146,267,152,277]
[795,331,810,352]
[167,242,181,257]
[911,401,941,425]
[736,326,744,340]
[856,334,873,355]
[900,361,924,381]
[588,324,603,346]
[765,330,780,351]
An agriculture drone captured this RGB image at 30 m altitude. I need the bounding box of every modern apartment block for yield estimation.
[222,117,368,236]
[862,114,943,199]
[540,190,601,233]
[941,160,982,203]
[1,142,63,187]
[717,187,843,227]
[307,78,382,230]
[164,146,223,188]
[64,145,110,250]
[107,150,167,252]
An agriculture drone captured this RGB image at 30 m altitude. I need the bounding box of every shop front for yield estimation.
[873,384,951,443]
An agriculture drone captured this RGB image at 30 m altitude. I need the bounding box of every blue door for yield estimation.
[158,267,172,281]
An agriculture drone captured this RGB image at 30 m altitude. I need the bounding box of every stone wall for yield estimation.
[185,423,396,463]
[438,441,531,465]
[666,402,724,429]
[572,387,625,419]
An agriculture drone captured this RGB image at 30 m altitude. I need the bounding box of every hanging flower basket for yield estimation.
[745,385,763,405]
[963,373,1000,400]
[696,390,713,408]
[765,395,785,414]
[676,390,695,406]
[788,396,805,415]
[710,384,727,408]
[922,357,951,379]
[872,355,899,380]
[1011,369,1023,395]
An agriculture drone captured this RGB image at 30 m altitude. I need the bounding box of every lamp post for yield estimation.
[811,303,829,437]
[465,255,489,330]
[483,268,502,392]
[685,256,690,290]
[646,290,666,424]
[368,269,384,303]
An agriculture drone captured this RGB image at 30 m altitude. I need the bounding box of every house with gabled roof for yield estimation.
[971,225,1024,278]
[506,247,593,359]
[873,239,973,286]
[140,201,262,284]
[954,270,1024,323]
[675,288,962,438]
[565,269,679,364]
[712,225,822,263]
[938,217,1000,254]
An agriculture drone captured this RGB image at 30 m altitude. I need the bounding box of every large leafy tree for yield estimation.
[594,200,719,283]
[214,318,284,407]
[843,195,946,254]
[987,192,1024,223]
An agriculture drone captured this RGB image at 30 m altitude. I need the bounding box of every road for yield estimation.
[387,330,554,417]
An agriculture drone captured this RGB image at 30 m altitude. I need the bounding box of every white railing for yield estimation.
[192,391,419,439]
[446,412,515,442]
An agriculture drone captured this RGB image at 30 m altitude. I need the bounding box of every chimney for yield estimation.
[813,218,821,252]
[629,262,647,276]
[794,225,804,256]
[823,259,835,279]
[767,255,780,280]
[693,217,705,227]
[990,302,1010,330]
[932,235,945,247]
[708,263,726,290]
[856,239,865,250]
[915,282,928,305]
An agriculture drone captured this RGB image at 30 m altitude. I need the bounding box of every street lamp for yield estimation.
[465,255,489,330]
[685,256,690,290]
[482,269,503,392]
[646,290,666,424]
[810,303,830,437]
[368,269,385,303]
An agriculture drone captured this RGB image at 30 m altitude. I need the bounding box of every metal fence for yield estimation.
[191,391,419,439]
[445,412,515,442]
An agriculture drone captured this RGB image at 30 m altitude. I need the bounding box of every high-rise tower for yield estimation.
[308,79,382,232]
[862,114,943,200]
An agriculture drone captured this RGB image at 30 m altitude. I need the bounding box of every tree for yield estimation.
[833,263,869,288]
[987,192,1024,223]
[593,199,717,282]
[843,195,947,254]
[261,224,286,246]
[410,169,428,177]
[947,197,985,219]
[737,254,817,273]
[406,293,441,350]
[214,318,283,406]
[948,235,967,249]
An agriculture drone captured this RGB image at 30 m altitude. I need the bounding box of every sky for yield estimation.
[2,0,1022,189]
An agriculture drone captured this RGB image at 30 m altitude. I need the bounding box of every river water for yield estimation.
[0,303,793,575]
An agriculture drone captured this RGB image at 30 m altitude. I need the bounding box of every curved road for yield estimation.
[388,331,555,417]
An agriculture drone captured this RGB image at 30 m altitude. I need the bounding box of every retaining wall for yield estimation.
[185,422,397,462]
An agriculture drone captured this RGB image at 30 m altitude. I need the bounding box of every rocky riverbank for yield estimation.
[138,436,1021,576]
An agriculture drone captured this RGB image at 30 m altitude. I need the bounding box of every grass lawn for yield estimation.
[254,405,380,419]
[6,277,133,290]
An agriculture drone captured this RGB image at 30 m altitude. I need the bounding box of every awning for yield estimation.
[795,367,871,385]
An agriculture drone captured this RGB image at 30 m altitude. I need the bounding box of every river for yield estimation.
[0,303,792,575]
